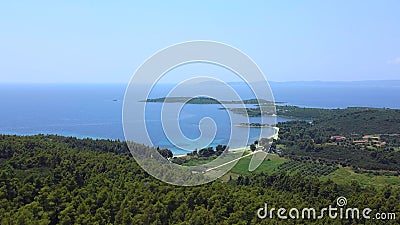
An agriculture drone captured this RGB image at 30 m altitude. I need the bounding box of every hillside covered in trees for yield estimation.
[0,135,399,224]
[275,107,400,173]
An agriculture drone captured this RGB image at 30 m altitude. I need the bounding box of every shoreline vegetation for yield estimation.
[234,122,274,128]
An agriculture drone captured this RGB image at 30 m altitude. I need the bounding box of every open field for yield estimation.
[176,146,251,167]
[229,154,288,175]
[321,167,400,189]
[180,156,217,166]
[225,155,400,189]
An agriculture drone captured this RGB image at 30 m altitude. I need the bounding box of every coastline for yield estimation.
[172,127,279,158]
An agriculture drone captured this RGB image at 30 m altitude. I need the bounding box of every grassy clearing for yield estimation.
[180,156,217,166]
[219,156,400,189]
[182,149,400,189]
[321,167,400,189]
[230,154,287,175]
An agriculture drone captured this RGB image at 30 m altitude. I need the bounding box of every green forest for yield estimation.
[0,134,399,224]
[275,107,400,172]
[1,106,400,224]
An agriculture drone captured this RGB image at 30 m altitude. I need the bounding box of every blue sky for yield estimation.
[1,0,399,83]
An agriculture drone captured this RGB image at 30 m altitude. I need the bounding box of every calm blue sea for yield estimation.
[0,81,399,154]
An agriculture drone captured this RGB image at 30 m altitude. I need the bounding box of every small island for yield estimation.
[142,96,284,105]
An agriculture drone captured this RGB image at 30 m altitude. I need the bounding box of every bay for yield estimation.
[0,81,398,154]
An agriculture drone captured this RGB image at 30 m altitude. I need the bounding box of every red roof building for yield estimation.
[331,136,346,141]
